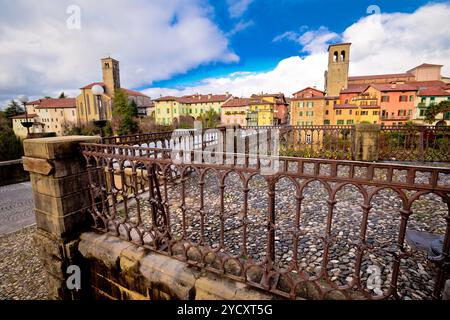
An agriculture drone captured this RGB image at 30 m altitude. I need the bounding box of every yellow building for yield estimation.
[154,94,233,125]
[154,96,180,125]
[324,96,339,124]
[12,98,79,138]
[251,93,288,125]
[247,98,275,126]
[333,93,380,125]
[290,87,326,125]
[11,114,40,139]
[351,93,380,124]
[221,98,249,126]
[32,98,79,135]
[76,58,151,125]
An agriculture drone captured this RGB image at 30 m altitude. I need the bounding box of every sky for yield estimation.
[1,0,450,109]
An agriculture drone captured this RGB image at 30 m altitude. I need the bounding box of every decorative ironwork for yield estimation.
[379,125,450,162]
[81,140,450,300]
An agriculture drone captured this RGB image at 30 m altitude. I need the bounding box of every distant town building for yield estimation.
[290,42,450,126]
[76,58,152,124]
[221,98,250,126]
[291,87,326,126]
[154,93,233,125]
[11,114,40,139]
[11,98,78,138]
[251,93,289,125]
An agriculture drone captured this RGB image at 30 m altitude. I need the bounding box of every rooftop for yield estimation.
[348,73,414,81]
[418,88,450,97]
[368,83,418,92]
[222,98,251,108]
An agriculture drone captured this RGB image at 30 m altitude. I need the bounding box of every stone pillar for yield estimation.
[22,136,100,300]
[352,123,381,162]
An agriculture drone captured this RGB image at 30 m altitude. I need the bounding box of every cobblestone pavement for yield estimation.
[0,182,35,235]
[0,226,48,300]
[110,168,449,300]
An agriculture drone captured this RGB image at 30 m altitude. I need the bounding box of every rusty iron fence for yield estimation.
[103,125,355,160]
[244,125,354,160]
[379,125,450,162]
[101,125,450,162]
[80,139,450,300]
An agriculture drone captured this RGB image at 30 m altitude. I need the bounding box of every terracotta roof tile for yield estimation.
[368,83,418,92]
[348,73,413,81]
[35,98,76,109]
[222,98,250,108]
[121,88,149,98]
[406,80,447,89]
[340,85,369,94]
[178,94,231,103]
[80,82,104,90]
[418,88,450,97]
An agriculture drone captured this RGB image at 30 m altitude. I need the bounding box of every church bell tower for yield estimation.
[325,43,351,97]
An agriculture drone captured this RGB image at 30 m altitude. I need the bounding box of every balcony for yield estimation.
[381,115,410,121]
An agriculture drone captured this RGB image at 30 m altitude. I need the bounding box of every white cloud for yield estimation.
[273,26,340,54]
[226,20,255,36]
[0,0,238,107]
[143,54,328,98]
[227,0,253,18]
[146,3,450,98]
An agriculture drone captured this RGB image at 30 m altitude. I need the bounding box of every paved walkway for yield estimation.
[0,182,35,235]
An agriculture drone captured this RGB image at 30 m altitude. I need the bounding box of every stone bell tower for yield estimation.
[325,43,351,97]
[101,57,121,96]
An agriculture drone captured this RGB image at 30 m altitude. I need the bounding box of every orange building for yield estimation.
[363,84,418,125]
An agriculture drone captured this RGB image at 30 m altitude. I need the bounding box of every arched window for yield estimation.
[333,51,338,62]
[341,50,346,62]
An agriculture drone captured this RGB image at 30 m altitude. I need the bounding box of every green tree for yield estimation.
[0,114,23,161]
[112,90,139,135]
[58,92,67,99]
[112,89,130,116]
[199,109,220,128]
[424,100,450,124]
[129,99,139,117]
[3,100,25,119]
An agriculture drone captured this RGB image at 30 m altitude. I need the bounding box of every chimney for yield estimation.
[208,94,212,100]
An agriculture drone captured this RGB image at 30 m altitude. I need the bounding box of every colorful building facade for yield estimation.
[12,98,79,138]
[290,87,326,125]
[154,94,233,125]
[221,98,249,126]
[414,87,450,125]
[76,58,152,125]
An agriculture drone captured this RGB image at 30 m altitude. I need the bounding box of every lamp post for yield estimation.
[17,95,32,138]
[91,85,107,137]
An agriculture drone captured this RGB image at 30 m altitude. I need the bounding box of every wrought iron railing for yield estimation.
[243,125,354,160]
[81,141,450,300]
[101,125,450,163]
[379,125,450,162]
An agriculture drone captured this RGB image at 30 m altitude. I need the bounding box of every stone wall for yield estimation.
[0,159,29,186]
[79,232,275,300]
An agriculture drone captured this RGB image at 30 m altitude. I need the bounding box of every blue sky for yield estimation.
[148,0,443,91]
[1,0,450,105]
